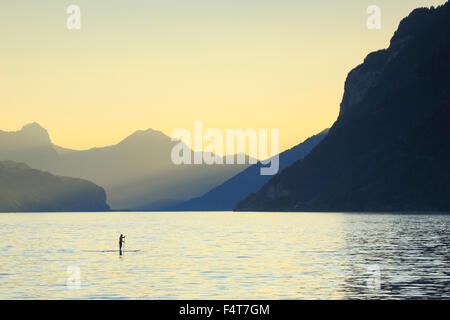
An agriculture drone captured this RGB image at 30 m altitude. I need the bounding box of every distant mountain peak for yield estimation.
[118,127,172,147]
[22,122,45,131]
[0,122,52,147]
[21,122,52,145]
[132,127,167,137]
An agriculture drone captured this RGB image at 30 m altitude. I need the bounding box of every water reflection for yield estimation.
[341,214,450,299]
[0,212,448,299]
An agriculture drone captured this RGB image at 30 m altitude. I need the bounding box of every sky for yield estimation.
[0,0,447,153]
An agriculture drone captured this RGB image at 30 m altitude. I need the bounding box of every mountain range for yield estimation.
[236,3,450,212]
[166,129,328,211]
[0,124,251,210]
[2,3,449,213]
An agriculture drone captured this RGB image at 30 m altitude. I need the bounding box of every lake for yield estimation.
[0,212,448,299]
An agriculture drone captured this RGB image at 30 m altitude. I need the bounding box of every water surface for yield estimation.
[0,212,448,299]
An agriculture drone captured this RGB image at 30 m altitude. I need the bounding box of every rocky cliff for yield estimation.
[236,3,450,212]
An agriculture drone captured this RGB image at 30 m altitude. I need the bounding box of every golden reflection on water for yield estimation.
[0,212,448,299]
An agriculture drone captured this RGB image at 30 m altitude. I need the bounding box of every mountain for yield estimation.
[0,125,251,210]
[0,160,109,212]
[0,123,60,172]
[166,129,328,211]
[236,3,450,212]
[53,129,252,210]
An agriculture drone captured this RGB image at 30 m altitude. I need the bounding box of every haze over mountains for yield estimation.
[0,160,109,212]
[237,3,450,212]
[0,123,60,172]
[167,129,328,211]
[0,124,251,210]
[2,3,449,213]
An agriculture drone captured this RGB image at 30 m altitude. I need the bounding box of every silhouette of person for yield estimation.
[119,234,125,255]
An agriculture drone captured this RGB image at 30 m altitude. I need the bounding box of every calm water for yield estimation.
[0,212,448,299]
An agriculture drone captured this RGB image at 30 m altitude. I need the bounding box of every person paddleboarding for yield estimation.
[119,234,125,255]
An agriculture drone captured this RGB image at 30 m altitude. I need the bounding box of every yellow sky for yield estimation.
[0,0,447,153]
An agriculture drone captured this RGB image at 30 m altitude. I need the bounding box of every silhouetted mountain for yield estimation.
[0,125,251,210]
[0,123,59,172]
[54,130,251,210]
[166,129,328,211]
[0,160,109,212]
[237,3,450,212]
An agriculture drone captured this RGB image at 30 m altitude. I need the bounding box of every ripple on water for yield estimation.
[0,212,448,299]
